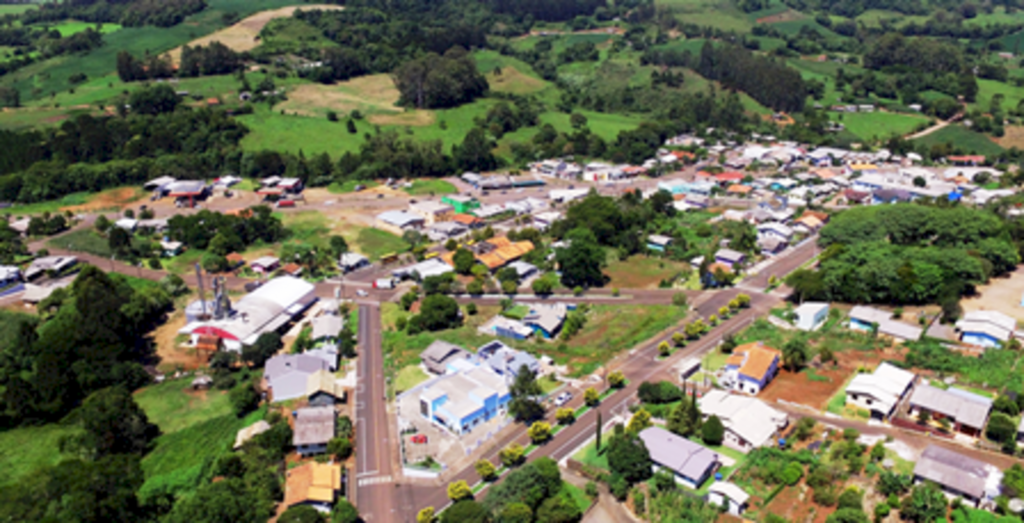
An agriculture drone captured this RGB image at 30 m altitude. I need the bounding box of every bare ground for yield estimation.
[994,126,1024,150]
[961,265,1024,324]
[61,187,145,213]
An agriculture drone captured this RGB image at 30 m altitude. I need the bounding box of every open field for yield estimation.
[833,111,928,141]
[975,78,1024,113]
[0,4,35,15]
[0,423,78,487]
[276,74,407,120]
[995,126,1024,150]
[912,124,1004,156]
[604,253,691,289]
[486,65,548,95]
[961,266,1024,323]
[1,186,143,216]
[403,179,456,196]
[41,20,122,37]
[280,210,407,261]
[165,4,345,63]
[394,364,430,395]
[238,105,368,156]
[133,378,235,435]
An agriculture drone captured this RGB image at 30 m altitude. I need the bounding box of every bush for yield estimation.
[987,412,1017,443]
[528,421,552,444]
[609,474,629,501]
[500,443,525,468]
[585,481,598,498]
[701,415,724,446]
[466,303,478,316]
[837,488,863,511]
[781,462,804,486]
[328,437,353,461]
[475,459,497,481]
[637,381,682,404]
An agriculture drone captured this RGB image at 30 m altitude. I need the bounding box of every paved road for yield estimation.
[355,303,401,523]
[742,236,819,290]
[395,290,778,517]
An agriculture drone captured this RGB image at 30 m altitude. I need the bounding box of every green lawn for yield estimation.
[133,378,235,434]
[975,78,1024,113]
[562,481,594,513]
[833,111,928,141]
[403,179,457,196]
[238,105,367,156]
[279,210,407,261]
[355,227,408,261]
[46,229,113,257]
[0,192,90,215]
[539,374,564,395]
[394,364,430,395]
[572,440,609,472]
[0,424,80,488]
[0,4,36,15]
[41,20,123,37]
[604,253,692,289]
[912,124,1004,156]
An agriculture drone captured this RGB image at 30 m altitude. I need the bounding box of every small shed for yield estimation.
[191,375,213,390]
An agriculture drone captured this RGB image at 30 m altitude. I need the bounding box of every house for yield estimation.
[956,310,1016,348]
[676,358,701,383]
[947,155,986,166]
[421,340,477,375]
[144,175,177,193]
[794,302,829,331]
[793,215,824,234]
[419,366,511,435]
[7,217,30,236]
[0,265,21,286]
[338,252,369,273]
[849,306,893,331]
[165,180,209,207]
[707,482,750,516]
[160,240,184,257]
[757,222,794,242]
[523,303,568,339]
[913,445,992,506]
[473,204,506,219]
[284,462,343,513]
[191,375,212,390]
[24,255,77,280]
[180,276,317,352]
[722,342,781,395]
[478,340,539,380]
[307,369,344,406]
[310,314,344,344]
[841,188,872,205]
[426,221,468,242]
[409,201,454,225]
[234,420,271,449]
[442,195,481,214]
[250,256,280,274]
[392,258,453,281]
[877,320,923,343]
[225,252,246,270]
[532,211,562,230]
[21,281,71,305]
[714,249,746,267]
[263,354,332,402]
[375,211,425,235]
[873,188,913,204]
[758,236,788,256]
[506,261,538,280]
[638,427,719,489]
[293,406,336,456]
[647,234,673,252]
[479,315,535,340]
[845,363,916,419]
[699,389,788,452]
[452,213,484,229]
[115,218,138,232]
[908,384,993,438]
[727,184,753,196]
[281,263,303,277]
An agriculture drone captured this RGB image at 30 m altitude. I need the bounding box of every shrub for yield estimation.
[608,371,625,388]
[475,459,497,481]
[529,421,552,444]
[987,412,1017,443]
[609,474,629,501]
[701,415,724,446]
[556,408,575,425]
[447,480,473,502]
[781,462,804,486]
[584,387,600,406]
[500,443,525,468]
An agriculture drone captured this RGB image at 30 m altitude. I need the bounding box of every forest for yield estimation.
[21,0,207,27]
[787,204,1020,305]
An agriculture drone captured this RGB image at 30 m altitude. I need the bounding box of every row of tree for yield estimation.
[21,0,207,28]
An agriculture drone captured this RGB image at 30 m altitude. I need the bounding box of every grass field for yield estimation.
[975,79,1024,113]
[39,20,123,37]
[604,254,691,289]
[0,423,79,487]
[394,364,430,394]
[572,439,609,471]
[328,180,379,193]
[833,111,928,141]
[403,179,456,196]
[280,211,407,261]
[238,105,368,156]
[913,124,1005,156]
[0,192,88,214]
[46,229,113,257]
[133,379,235,434]
[0,4,35,15]
[656,0,755,32]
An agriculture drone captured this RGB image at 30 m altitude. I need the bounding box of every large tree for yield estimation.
[61,386,160,460]
[508,365,544,423]
[556,228,605,288]
[607,431,652,484]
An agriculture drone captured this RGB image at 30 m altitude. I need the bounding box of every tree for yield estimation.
[608,371,625,388]
[448,480,473,502]
[825,508,870,523]
[782,338,808,372]
[454,127,498,173]
[672,292,688,307]
[556,228,605,288]
[736,294,751,308]
[987,412,1017,443]
[532,277,554,295]
[61,386,159,460]
[417,507,436,523]
[280,505,324,523]
[499,443,525,468]
[837,488,863,511]
[509,366,544,422]
[877,471,912,497]
[229,383,260,417]
[900,483,947,523]
[128,84,180,115]
[108,226,131,255]
[476,459,497,481]
[329,235,349,258]
[536,492,583,523]
[453,248,476,275]
[441,500,490,523]
[327,437,353,461]
[243,332,283,368]
[596,411,602,450]
[672,332,686,347]
[701,415,725,446]
[556,407,576,425]
[164,477,273,523]
[658,341,671,357]
[627,408,652,434]
[332,500,360,523]
[607,432,652,484]
[913,176,926,188]
[529,421,552,444]
[411,294,462,331]
[584,387,600,406]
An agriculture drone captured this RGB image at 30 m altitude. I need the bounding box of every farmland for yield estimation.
[912,124,1005,156]
[832,111,928,141]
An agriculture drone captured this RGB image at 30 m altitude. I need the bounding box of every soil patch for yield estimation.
[165,4,345,64]
[61,187,144,213]
[486,66,547,94]
[366,110,435,126]
[994,126,1024,150]
[961,265,1024,324]
[153,311,202,372]
[759,349,886,410]
[756,10,804,24]
[279,75,402,117]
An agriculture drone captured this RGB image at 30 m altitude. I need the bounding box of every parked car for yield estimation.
[554,392,572,407]
[356,289,368,297]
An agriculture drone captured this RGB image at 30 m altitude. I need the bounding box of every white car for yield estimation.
[356,289,368,297]
[554,392,572,407]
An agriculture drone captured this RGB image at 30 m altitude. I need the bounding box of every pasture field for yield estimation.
[279,210,407,261]
[403,179,456,196]
[0,4,34,15]
[913,124,1005,156]
[0,0,307,102]
[604,253,691,289]
[237,105,368,156]
[655,0,755,32]
[975,78,1024,113]
[39,20,122,37]
[833,111,928,141]
[0,424,79,487]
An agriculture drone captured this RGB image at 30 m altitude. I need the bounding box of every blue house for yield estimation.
[419,367,511,435]
[523,303,569,339]
[956,310,1016,349]
[647,234,673,252]
[714,248,746,267]
[848,306,893,332]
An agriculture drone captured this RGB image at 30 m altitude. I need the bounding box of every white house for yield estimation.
[793,302,829,331]
[699,390,788,453]
[707,482,750,515]
[757,222,794,242]
[845,363,916,419]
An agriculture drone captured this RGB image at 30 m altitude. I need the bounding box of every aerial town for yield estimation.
[2,1,1024,523]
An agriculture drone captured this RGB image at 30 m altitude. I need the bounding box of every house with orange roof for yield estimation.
[723,342,781,395]
[452,213,484,229]
[714,172,745,185]
[727,184,753,196]
[793,214,824,234]
[284,462,343,513]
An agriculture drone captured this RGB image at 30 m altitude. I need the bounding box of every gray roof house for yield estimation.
[913,445,991,506]
[421,340,476,375]
[264,354,332,402]
[639,427,719,489]
[477,340,539,380]
[310,314,344,342]
[523,303,568,339]
[908,384,992,437]
[293,406,336,456]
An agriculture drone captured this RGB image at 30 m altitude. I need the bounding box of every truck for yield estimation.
[373,278,395,289]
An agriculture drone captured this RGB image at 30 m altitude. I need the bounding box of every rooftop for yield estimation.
[913,445,989,499]
[908,384,992,429]
[293,406,335,446]
[726,342,781,381]
[638,427,718,480]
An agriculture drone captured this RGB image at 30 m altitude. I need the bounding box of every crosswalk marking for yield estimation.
[357,475,393,486]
